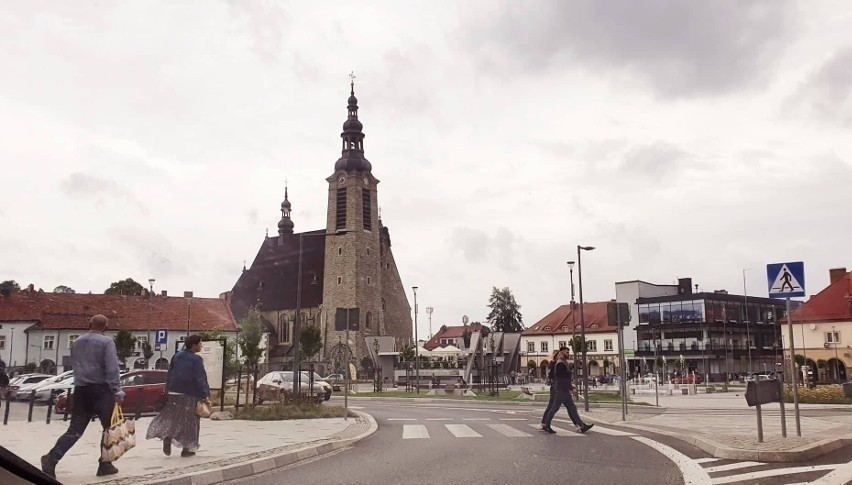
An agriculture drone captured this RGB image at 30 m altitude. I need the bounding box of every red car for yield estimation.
[55,370,168,414]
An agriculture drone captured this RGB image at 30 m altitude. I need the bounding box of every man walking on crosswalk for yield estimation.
[541,347,593,434]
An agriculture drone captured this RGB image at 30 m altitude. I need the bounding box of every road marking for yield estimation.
[694,458,720,464]
[488,424,532,438]
[811,460,852,484]
[527,424,585,436]
[425,418,452,421]
[583,425,634,437]
[462,418,490,421]
[631,436,711,485]
[349,406,364,409]
[402,425,430,439]
[499,418,527,421]
[387,418,417,421]
[703,461,763,474]
[445,424,482,438]
[710,464,838,484]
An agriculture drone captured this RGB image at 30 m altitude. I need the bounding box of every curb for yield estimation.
[582,415,852,463]
[132,412,378,485]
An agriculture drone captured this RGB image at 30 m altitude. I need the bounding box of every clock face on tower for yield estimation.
[338,177,345,185]
[363,177,369,185]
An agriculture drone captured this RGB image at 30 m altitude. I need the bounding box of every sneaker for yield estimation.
[579,423,594,434]
[181,449,196,457]
[543,426,556,434]
[163,437,171,456]
[96,462,119,477]
[40,455,57,479]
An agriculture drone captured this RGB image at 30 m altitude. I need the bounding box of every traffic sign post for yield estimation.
[767,262,804,437]
[155,329,169,346]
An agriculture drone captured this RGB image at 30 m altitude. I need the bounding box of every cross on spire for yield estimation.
[349,70,356,88]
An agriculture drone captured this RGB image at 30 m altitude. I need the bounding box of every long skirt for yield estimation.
[146,393,201,451]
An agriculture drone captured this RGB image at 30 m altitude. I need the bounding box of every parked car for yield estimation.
[55,370,168,414]
[745,372,777,382]
[670,374,703,385]
[640,373,658,383]
[324,374,345,383]
[30,371,75,403]
[255,371,326,404]
[9,374,52,400]
[302,371,332,401]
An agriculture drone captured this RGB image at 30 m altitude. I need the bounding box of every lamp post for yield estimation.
[577,245,595,412]
[742,269,753,373]
[832,325,840,383]
[567,261,578,392]
[373,337,382,393]
[413,287,420,394]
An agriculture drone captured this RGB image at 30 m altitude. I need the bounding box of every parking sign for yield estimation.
[155,329,169,346]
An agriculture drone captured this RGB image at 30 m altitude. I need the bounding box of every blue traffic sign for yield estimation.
[767,262,805,298]
[155,329,169,346]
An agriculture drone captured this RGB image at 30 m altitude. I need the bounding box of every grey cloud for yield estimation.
[450,227,490,262]
[227,0,290,60]
[494,227,519,271]
[788,46,852,126]
[60,172,148,214]
[621,142,692,177]
[463,0,797,97]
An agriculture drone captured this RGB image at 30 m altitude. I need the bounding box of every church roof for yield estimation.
[0,290,237,332]
[230,230,327,321]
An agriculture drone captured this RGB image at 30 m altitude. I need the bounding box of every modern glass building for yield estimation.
[633,289,791,381]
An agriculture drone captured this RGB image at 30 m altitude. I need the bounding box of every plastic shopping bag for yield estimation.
[101,403,136,462]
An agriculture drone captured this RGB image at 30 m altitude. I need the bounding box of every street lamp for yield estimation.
[413,287,420,394]
[425,306,434,339]
[832,325,840,383]
[577,245,595,412]
[567,261,578,390]
[373,337,382,393]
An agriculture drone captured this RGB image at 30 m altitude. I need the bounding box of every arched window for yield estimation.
[365,312,373,330]
[381,298,387,312]
[279,314,290,343]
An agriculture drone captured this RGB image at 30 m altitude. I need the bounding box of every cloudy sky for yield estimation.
[2,1,851,336]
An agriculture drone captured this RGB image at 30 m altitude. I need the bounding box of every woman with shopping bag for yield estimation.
[146,335,210,457]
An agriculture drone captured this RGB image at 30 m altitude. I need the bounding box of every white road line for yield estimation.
[445,424,482,438]
[488,424,532,438]
[811,460,852,485]
[631,436,711,485]
[387,418,417,421]
[703,462,764,474]
[425,418,452,421]
[462,418,491,421]
[694,458,721,464]
[499,418,527,421]
[402,425,430,439]
[527,424,585,437]
[586,426,635,437]
[710,464,837,484]
[349,406,364,409]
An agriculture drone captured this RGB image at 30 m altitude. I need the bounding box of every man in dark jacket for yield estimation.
[542,347,593,434]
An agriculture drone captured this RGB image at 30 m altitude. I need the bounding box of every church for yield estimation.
[229,81,412,373]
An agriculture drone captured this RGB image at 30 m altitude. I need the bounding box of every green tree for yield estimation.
[238,308,265,369]
[141,341,154,361]
[299,325,323,361]
[486,287,523,332]
[569,335,587,355]
[53,285,75,294]
[114,330,137,365]
[794,354,806,367]
[104,278,145,296]
[0,280,20,292]
[527,360,537,371]
[399,344,416,362]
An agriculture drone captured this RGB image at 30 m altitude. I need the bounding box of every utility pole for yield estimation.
[413,287,420,394]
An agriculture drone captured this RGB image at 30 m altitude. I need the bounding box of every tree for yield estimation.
[299,325,323,361]
[0,280,20,292]
[141,341,154,361]
[104,278,145,296]
[114,330,137,365]
[238,308,265,369]
[794,354,806,367]
[569,335,587,355]
[486,287,523,332]
[53,285,76,294]
[399,344,416,362]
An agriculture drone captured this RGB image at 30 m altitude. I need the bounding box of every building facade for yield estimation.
[781,267,850,383]
[229,83,412,373]
[0,287,237,374]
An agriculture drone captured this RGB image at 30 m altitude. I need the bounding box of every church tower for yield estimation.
[322,76,383,363]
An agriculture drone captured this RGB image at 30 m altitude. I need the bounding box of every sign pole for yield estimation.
[786,297,801,436]
[755,401,763,443]
[778,376,787,438]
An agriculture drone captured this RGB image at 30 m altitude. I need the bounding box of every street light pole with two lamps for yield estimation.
[577,245,595,412]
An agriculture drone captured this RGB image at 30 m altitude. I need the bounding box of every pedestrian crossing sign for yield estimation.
[766,262,805,298]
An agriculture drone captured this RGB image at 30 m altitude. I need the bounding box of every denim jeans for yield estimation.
[543,390,583,427]
[48,384,114,462]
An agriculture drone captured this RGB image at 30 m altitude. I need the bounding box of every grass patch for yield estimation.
[233,403,353,421]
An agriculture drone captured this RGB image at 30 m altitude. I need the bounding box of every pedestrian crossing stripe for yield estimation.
[445,424,482,438]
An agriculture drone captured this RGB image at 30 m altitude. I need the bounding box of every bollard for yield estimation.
[235,367,242,411]
[46,400,53,424]
[28,390,36,422]
[135,388,143,420]
[3,393,10,425]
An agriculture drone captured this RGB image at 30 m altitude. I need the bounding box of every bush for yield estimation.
[235,403,353,421]
[783,385,852,404]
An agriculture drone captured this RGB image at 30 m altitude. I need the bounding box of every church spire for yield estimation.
[334,72,372,173]
[277,182,294,237]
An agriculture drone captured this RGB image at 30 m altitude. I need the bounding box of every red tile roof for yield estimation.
[785,271,852,324]
[424,323,486,350]
[0,290,237,332]
[522,302,615,336]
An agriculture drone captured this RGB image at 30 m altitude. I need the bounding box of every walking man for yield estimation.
[41,314,125,479]
[542,347,593,434]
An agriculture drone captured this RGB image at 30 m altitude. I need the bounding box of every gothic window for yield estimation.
[336,188,347,230]
[278,315,290,343]
[338,247,342,256]
[362,188,372,231]
[367,276,371,285]
[382,298,387,312]
[365,312,372,330]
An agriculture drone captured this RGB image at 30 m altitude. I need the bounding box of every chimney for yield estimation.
[160,290,168,297]
[27,283,35,294]
[829,267,847,284]
[184,291,193,298]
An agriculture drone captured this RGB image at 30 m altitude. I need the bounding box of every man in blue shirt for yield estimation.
[41,314,126,479]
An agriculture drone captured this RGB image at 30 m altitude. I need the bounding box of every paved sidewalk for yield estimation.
[3,413,376,485]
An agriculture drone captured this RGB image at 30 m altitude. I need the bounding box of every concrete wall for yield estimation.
[615,280,679,351]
